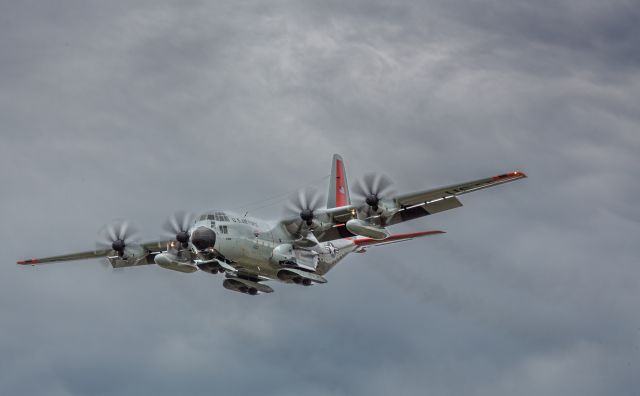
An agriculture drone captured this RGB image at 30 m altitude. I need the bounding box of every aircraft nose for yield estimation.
[191,226,216,250]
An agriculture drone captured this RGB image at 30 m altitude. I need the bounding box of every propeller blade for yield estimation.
[298,189,308,211]
[285,189,324,212]
[352,174,372,199]
[117,221,127,241]
[180,212,194,232]
[123,221,140,242]
[163,215,178,235]
[352,180,363,198]
[96,220,141,256]
[96,238,112,250]
[353,173,394,198]
[362,173,376,195]
[308,191,322,211]
[162,211,194,237]
[373,174,393,196]
[96,225,114,250]
[106,223,118,243]
[352,173,395,215]
[162,211,195,249]
[284,188,324,234]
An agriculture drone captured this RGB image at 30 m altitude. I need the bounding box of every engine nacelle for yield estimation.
[154,252,198,273]
[196,261,223,274]
[276,267,327,286]
[223,277,274,295]
[106,245,148,268]
[345,219,389,240]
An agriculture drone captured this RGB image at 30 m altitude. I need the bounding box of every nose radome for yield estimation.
[191,227,216,250]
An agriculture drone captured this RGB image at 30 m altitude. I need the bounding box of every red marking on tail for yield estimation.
[335,159,348,207]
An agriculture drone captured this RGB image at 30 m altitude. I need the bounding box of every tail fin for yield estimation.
[327,154,351,208]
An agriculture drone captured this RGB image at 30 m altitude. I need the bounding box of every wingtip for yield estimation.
[514,170,527,178]
[17,258,39,265]
[493,171,527,181]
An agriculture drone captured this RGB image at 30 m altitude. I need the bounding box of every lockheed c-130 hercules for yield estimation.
[18,154,526,295]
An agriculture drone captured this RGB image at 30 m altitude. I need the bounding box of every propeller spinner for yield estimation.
[352,173,394,213]
[162,211,195,249]
[285,189,324,233]
[97,220,141,257]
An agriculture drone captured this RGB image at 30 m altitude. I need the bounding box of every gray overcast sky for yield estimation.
[1,1,639,395]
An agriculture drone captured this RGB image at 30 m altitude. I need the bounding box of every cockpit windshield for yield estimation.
[198,211,230,222]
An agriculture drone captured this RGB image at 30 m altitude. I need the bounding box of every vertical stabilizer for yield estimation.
[327,154,350,208]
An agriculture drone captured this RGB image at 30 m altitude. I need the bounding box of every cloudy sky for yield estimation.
[2,0,639,394]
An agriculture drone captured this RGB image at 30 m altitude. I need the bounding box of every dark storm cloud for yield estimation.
[434,0,640,73]
[1,0,639,395]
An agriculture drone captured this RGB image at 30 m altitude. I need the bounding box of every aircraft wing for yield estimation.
[385,171,526,226]
[17,250,112,265]
[314,171,526,241]
[394,171,527,207]
[17,241,169,266]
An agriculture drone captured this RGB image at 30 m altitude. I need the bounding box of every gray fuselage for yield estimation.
[198,210,353,281]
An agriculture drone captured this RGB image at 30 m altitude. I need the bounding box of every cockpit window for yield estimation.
[198,211,229,222]
[214,211,229,222]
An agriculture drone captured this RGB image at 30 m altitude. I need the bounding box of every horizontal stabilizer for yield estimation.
[352,230,445,248]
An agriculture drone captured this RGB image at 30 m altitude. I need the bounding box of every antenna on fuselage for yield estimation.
[229,174,330,212]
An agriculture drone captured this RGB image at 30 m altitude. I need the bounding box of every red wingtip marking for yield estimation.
[17,259,39,265]
[492,171,527,181]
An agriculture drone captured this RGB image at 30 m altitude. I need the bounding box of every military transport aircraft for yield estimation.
[18,154,526,295]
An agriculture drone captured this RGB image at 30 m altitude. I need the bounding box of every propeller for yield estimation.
[285,189,324,234]
[352,173,395,213]
[162,211,195,249]
[97,220,141,258]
